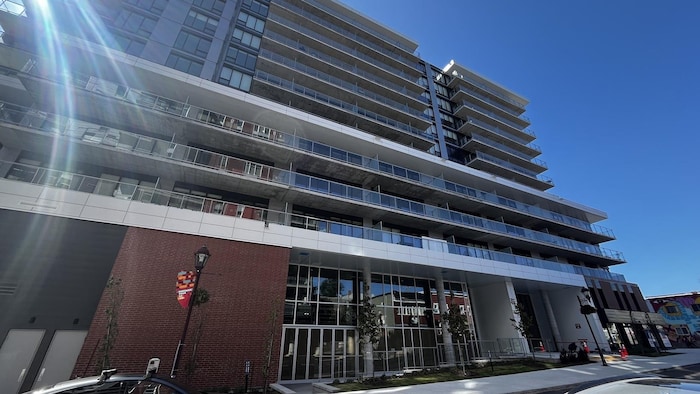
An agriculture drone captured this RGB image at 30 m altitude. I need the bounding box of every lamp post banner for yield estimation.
[176,270,196,309]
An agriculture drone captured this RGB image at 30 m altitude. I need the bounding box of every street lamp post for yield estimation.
[170,245,211,378]
[577,287,608,366]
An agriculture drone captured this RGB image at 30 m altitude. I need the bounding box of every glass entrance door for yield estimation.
[279,327,358,381]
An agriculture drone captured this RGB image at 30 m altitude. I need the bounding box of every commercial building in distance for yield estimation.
[0,0,660,391]
[647,292,700,348]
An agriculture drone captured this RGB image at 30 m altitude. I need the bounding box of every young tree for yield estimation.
[510,299,536,357]
[262,298,281,394]
[442,303,471,374]
[97,276,124,372]
[357,284,381,378]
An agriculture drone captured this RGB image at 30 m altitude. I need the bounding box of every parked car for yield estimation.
[22,358,190,394]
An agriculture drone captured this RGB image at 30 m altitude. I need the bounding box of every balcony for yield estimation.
[0,96,620,266]
[266,13,421,85]
[9,66,613,240]
[302,0,417,54]
[446,70,526,114]
[0,91,614,243]
[460,133,547,174]
[454,101,535,143]
[274,0,422,74]
[458,116,536,149]
[0,164,626,280]
[264,30,428,101]
[451,84,528,121]
[257,48,430,126]
[254,70,435,150]
[468,151,554,191]
[0,99,616,263]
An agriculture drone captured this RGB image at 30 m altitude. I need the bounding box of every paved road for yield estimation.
[526,363,700,394]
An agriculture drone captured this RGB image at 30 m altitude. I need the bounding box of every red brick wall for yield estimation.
[73,227,290,391]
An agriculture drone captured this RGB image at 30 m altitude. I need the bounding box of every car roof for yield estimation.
[24,374,173,394]
[567,377,700,394]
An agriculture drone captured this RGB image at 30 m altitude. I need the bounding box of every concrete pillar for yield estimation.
[542,290,562,350]
[505,279,529,352]
[436,273,455,366]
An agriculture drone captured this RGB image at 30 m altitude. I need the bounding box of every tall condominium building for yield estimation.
[0,0,663,392]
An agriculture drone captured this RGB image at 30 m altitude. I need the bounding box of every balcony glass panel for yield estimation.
[1,160,626,278]
[5,74,611,238]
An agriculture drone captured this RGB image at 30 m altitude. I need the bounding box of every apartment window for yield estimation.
[443,129,459,145]
[237,11,265,33]
[184,9,219,35]
[174,30,211,57]
[113,10,157,38]
[192,0,225,15]
[434,83,449,97]
[676,327,690,335]
[432,69,445,82]
[242,0,269,17]
[165,53,203,76]
[440,112,456,128]
[665,305,679,314]
[123,0,167,15]
[437,97,452,112]
[231,28,261,49]
[111,31,146,56]
[224,46,257,70]
[218,66,252,91]
[692,304,700,312]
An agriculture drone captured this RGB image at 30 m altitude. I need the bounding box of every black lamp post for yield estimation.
[577,287,608,366]
[170,245,211,378]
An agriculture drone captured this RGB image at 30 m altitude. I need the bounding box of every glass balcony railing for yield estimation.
[461,116,531,146]
[451,85,525,120]
[267,13,417,83]
[1,79,613,239]
[258,49,429,120]
[265,30,427,101]
[276,0,422,72]
[0,102,622,262]
[465,133,547,168]
[4,69,612,237]
[471,151,553,184]
[302,0,416,54]
[456,100,534,136]
[0,160,625,281]
[254,70,433,141]
[448,71,526,110]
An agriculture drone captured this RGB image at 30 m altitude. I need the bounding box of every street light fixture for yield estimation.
[170,245,211,378]
[577,287,608,366]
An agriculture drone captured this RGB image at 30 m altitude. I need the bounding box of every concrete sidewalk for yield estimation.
[282,349,700,394]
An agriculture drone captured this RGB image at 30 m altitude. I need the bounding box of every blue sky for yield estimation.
[342,0,699,297]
